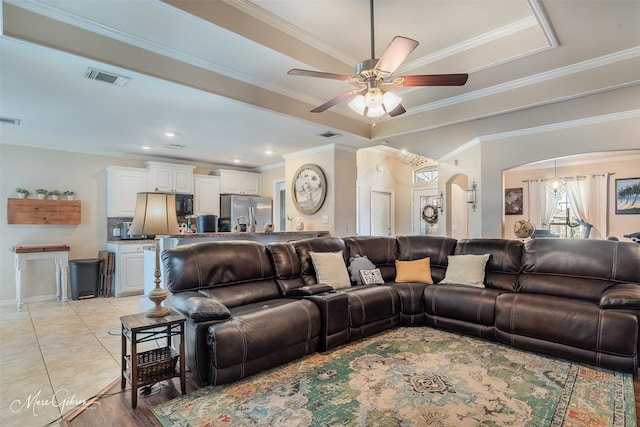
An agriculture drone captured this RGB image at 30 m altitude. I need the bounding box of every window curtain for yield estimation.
[565,175,608,239]
[529,179,558,230]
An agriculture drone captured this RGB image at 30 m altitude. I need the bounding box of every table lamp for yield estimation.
[129,192,179,317]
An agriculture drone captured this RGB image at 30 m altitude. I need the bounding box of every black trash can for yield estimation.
[70,258,101,300]
[197,214,218,232]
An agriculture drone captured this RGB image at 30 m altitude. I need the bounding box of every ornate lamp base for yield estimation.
[145,239,170,318]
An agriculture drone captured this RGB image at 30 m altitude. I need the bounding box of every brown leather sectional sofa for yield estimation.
[161,235,640,385]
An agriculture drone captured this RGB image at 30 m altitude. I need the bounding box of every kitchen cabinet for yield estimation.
[216,169,261,195]
[146,161,194,193]
[107,167,149,217]
[193,174,220,216]
[107,242,148,297]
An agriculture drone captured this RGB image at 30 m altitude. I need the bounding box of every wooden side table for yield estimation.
[120,311,186,409]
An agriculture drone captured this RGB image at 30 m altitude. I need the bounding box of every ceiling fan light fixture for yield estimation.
[366,104,386,118]
[382,91,402,111]
[364,87,383,108]
[348,95,366,115]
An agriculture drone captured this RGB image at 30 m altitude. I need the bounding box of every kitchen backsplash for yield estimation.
[107,216,190,241]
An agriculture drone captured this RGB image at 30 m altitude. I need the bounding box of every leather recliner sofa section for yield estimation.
[162,235,640,385]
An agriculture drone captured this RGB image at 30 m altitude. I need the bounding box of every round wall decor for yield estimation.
[292,163,327,215]
[422,204,438,225]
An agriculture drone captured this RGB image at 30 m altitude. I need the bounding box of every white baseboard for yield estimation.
[0,294,59,307]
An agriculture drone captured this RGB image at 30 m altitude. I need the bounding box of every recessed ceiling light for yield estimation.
[264,149,273,155]
[233,159,241,164]
[141,145,152,150]
[164,131,176,138]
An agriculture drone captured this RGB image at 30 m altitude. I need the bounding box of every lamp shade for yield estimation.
[129,192,179,236]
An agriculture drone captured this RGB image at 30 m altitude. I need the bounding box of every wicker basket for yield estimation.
[135,347,178,381]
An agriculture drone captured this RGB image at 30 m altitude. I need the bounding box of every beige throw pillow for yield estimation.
[440,254,491,287]
[395,257,433,284]
[309,251,351,289]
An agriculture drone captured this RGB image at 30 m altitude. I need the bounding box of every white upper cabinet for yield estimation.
[146,161,194,193]
[216,169,261,195]
[193,174,220,216]
[106,166,150,217]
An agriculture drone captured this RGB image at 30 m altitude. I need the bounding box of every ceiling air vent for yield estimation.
[318,131,342,139]
[0,117,20,126]
[84,67,130,86]
[166,144,186,150]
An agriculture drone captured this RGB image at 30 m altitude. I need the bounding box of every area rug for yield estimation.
[152,327,636,426]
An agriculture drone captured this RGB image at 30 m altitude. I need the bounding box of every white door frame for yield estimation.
[272,179,285,231]
[370,187,394,236]
[411,188,439,234]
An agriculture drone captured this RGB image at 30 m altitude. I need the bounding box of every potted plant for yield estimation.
[15,188,30,199]
[49,190,62,200]
[35,189,48,200]
[62,190,75,200]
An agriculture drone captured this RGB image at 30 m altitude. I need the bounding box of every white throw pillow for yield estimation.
[309,251,351,289]
[440,254,491,287]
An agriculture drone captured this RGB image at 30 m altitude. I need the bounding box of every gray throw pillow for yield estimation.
[348,255,376,284]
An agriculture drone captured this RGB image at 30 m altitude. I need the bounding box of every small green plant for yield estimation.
[15,188,29,195]
[49,190,62,196]
[35,189,48,195]
[62,190,75,196]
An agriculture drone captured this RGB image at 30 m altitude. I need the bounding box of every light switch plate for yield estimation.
[113,228,120,237]
[323,215,329,224]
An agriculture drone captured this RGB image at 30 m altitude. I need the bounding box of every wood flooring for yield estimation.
[66,368,640,426]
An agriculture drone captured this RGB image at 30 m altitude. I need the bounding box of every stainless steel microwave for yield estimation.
[175,193,193,216]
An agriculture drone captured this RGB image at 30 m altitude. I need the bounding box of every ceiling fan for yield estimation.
[287,0,468,118]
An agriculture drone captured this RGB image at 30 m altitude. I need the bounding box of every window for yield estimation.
[414,165,438,183]
[549,189,584,238]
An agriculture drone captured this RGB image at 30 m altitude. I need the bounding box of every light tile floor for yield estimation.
[0,296,152,427]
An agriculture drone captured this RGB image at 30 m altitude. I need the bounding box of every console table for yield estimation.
[11,244,70,309]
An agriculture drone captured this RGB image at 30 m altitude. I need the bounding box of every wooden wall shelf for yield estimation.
[7,198,81,224]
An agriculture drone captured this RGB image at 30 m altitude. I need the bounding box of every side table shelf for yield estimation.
[120,311,186,409]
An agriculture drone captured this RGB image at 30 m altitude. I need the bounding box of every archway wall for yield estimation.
[438,112,640,238]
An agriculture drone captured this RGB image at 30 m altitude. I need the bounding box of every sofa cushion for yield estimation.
[600,283,640,309]
[310,251,351,289]
[169,291,232,322]
[348,255,376,284]
[395,258,433,284]
[344,236,397,282]
[454,239,523,291]
[520,239,640,301]
[440,254,490,287]
[294,237,347,286]
[396,235,457,283]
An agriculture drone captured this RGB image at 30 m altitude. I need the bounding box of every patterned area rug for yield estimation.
[152,328,636,426]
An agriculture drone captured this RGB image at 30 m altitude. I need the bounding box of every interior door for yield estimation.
[412,188,439,234]
[371,189,393,236]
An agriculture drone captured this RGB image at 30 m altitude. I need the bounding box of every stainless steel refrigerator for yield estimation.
[220,195,273,232]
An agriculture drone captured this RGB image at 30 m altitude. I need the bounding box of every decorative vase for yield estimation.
[36,194,45,200]
[65,195,74,200]
[50,195,58,200]
[17,193,26,199]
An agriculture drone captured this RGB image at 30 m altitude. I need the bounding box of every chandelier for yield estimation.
[546,160,566,198]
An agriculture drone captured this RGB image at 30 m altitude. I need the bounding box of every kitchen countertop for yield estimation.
[107,239,155,245]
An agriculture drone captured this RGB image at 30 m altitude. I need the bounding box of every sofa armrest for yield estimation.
[169,291,232,322]
[600,284,640,309]
[285,284,334,296]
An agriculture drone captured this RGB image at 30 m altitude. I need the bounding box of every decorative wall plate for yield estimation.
[292,163,327,215]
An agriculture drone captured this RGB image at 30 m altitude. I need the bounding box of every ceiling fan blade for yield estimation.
[288,69,352,82]
[311,91,358,113]
[396,73,469,87]
[374,36,419,75]
[387,104,406,117]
